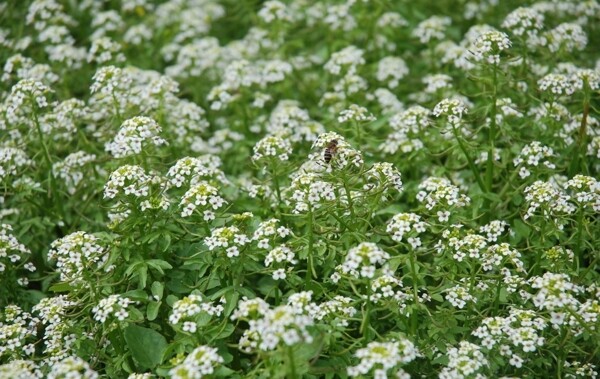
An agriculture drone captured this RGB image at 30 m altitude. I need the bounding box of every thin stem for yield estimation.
[287,346,298,379]
[305,208,314,284]
[485,64,498,192]
[451,124,486,193]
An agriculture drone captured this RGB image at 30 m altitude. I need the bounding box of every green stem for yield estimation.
[451,124,486,193]
[305,209,314,284]
[408,250,420,305]
[485,64,498,192]
[32,111,53,169]
[342,175,357,221]
[287,346,298,379]
[575,206,584,271]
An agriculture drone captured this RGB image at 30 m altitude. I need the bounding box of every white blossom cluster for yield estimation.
[421,74,452,96]
[537,73,579,96]
[478,220,509,242]
[48,231,108,284]
[482,243,525,272]
[445,282,478,309]
[0,305,38,360]
[169,346,224,379]
[338,104,376,124]
[369,274,421,311]
[438,341,488,379]
[264,244,297,280]
[0,359,43,378]
[47,356,98,379]
[87,36,125,64]
[470,30,511,64]
[285,173,337,213]
[4,79,53,125]
[233,298,314,353]
[473,307,546,369]
[252,218,292,250]
[564,175,600,211]
[207,59,293,111]
[416,177,471,222]
[264,101,325,143]
[309,132,364,170]
[411,16,451,44]
[0,224,35,284]
[347,339,419,378]
[39,98,86,140]
[0,147,33,180]
[324,46,365,76]
[169,294,224,333]
[252,134,293,162]
[92,295,134,324]
[105,116,167,158]
[104,165,153,199]
[166,155,228,189]
[433,98,469,126]
[547,23,587,53]
[363,162,403,196]
[204,226,250,258]
[502,7,546,46]
[311,296,357,327]
[379,106,430,155]
[52,151,96,194]
[332,242,390,282]
[376,57,409,89]
[179,181,226,219]
[513,141,556,178]
[386,213,427,248]
[523,180,576,221]
[31,296,78,364]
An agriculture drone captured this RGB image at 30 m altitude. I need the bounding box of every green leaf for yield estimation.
[147,301,161,321]
[49,282,73,292]
[147,259,173,274]
[123,325,167,370]
[124,289,149,301]
[151,281,164,300]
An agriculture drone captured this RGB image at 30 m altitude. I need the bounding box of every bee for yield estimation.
[323,139,338,163]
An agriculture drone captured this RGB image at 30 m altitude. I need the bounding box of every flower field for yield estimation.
[1,0,600,378]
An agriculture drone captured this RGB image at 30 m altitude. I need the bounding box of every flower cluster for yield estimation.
[285,172,337,213]
[204,226,250,258]
[264,244,297,280]
[166,155,228,189]
[386,213,427,248]
[252,135,293,162]
[472,308,546,367]
[179,181,226,219]
[233,298,314,353]
[0,224,35,286]
[47,356,99,379]
[169,294,224,333]
[92,295,134,324]
[169,346,224,379]
[52,151,96,194]
[347,339,420,378]
[48,231,108,284]
[332,242,390,281]
[432,98,468,126]
[252,218,292,250]
[105,116,167,158]
[438,341,488,378]
[523,180,575,221]
[416,177,471,222]
[470,30,511,64]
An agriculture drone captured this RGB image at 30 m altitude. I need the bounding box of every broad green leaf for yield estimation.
[123,325,167,370]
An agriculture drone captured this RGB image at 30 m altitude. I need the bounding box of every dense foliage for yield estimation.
[1,0,599,378]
